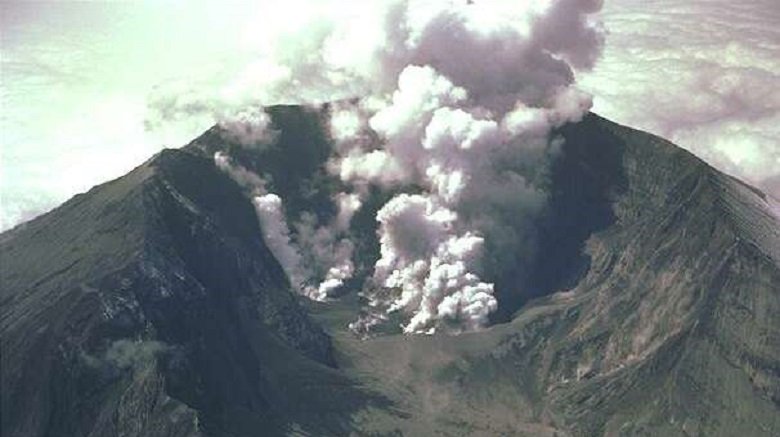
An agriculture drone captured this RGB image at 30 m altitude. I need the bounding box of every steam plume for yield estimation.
[215,152,361,300]
[319,0,603,333]
[202,0,604,333]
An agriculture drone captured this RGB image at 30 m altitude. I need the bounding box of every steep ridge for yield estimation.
[537,115,780,435]
[2,109,778,436]
[1,147,374,437]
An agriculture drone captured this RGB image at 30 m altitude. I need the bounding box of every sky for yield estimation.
[1,0,779,231]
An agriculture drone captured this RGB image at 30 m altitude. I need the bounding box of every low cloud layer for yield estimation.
[579,0,780,197]
[1,1,256,230]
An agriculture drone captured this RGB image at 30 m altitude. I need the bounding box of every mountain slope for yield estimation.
[2,109,779,436]
[1,147,375,437]
[547,116,780,436]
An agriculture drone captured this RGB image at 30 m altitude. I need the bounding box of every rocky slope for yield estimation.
[1,108,778,436]
[0,143,374,437]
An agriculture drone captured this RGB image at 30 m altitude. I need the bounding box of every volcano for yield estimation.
[2,108,779,436]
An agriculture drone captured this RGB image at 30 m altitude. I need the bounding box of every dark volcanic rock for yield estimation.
[1,147,371,437]
[2,109,779,436]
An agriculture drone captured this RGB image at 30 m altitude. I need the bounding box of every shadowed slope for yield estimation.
[1,147,376,437]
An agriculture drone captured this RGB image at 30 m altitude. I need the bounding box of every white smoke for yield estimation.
[294,193,362,300]
[334,192,363,232]
[201,0,605,333]
[214,152,308,290]
[218,106,278,148]
[214,151,267,191]
[318,1,602,333]
[255,189,363,300]
[373,194,496,332]
[214,152,362,300]
[148,1,603,123]
[253,193,311,290]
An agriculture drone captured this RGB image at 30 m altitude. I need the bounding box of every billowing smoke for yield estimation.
[319,0,602,333]
[201,0,604,333]
[372,194,497,332]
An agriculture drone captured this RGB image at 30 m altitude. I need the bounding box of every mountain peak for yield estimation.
[2,110,778,436]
